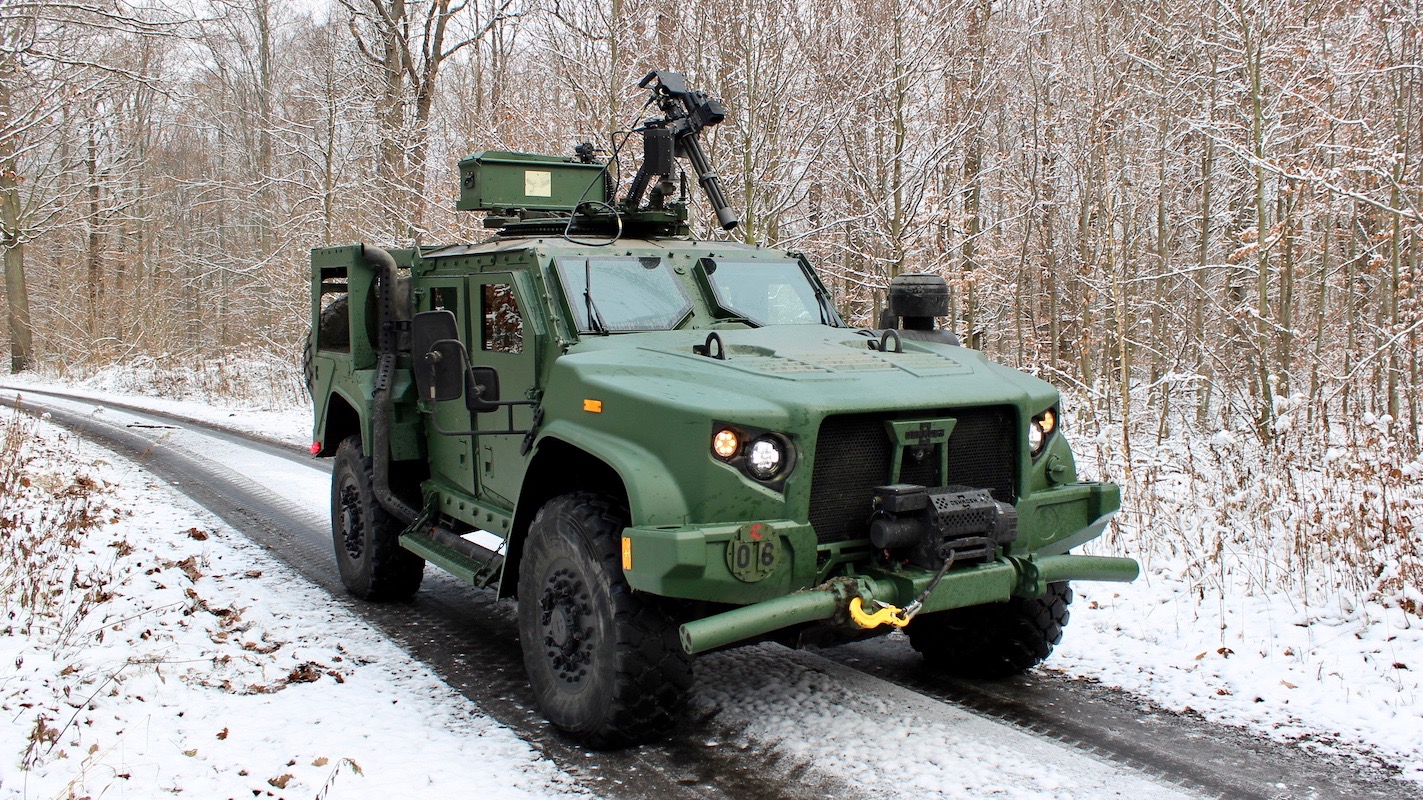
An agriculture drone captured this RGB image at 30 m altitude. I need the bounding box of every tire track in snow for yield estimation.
[2,388,842,800]
[10,386,1402,799]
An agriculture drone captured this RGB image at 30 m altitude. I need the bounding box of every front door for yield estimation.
[421,282,480,500]
[469,273,539,508]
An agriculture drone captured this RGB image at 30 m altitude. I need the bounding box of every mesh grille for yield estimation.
[807,408,1016,545]
[943,408,1016,502]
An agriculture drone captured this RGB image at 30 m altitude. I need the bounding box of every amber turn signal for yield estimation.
[1039,408,1056,435]
[712,428,740,459]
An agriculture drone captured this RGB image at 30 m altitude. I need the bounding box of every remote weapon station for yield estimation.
[306,70,1139,746]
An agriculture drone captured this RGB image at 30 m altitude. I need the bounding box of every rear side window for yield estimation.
[316,268,350,352]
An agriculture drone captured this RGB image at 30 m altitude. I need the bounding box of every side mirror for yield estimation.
[467,367,500,413]
[412,310,464,402]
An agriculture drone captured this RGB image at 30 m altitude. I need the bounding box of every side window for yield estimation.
[432,286,460,314]
[316,269,351,352]
[482,283,523,354]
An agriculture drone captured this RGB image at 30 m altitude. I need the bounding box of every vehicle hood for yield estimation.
[549,325,1056,425]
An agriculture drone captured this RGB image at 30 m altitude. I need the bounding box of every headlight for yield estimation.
[710,422,794,487]
[1028,421,1045,454]
[1028,407,1058,457]
[746,437,784,479]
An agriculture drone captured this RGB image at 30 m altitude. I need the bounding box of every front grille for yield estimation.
[807,408,1017,545]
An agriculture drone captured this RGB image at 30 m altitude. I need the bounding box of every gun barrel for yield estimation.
[680,135,738,231]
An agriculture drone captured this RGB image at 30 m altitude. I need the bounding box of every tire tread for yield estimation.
[521,492,692,748]
[907,582,1072,678]
[332,436,424,601]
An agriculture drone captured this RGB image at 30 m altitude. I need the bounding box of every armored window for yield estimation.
[554,257,692,333]
[481,282,523,354]
[316,268,350,352]
[702,259,830,326]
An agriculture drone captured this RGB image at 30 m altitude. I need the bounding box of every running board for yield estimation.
[400,528,504,587]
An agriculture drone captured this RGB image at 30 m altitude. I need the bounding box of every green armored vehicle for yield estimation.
[306,71,1138,747]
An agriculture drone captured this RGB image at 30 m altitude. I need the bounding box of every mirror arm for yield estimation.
[427,398,538,437]
[422,336,537,436]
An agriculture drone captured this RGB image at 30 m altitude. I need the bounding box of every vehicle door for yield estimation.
[420,281,481,500]
[468,272,539,507]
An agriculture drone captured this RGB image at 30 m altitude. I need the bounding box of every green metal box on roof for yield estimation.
[456,150,607,213]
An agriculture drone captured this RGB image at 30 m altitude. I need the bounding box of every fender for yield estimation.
[314,385,368,456]
[530,419,691,525]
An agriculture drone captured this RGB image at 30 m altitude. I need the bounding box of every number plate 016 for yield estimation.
[725,523,779,583]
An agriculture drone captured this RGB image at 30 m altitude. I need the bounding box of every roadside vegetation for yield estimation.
[1,0,1418,758]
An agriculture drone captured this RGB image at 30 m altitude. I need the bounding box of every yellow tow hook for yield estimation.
[848,552,957,631]
[848,597,913,629]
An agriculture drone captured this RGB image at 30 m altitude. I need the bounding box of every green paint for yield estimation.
[456,151,607,213]
[885,417,956,484]
[311,177,1138,654]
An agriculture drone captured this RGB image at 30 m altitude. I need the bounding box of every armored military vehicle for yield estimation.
[306,70,1138,747]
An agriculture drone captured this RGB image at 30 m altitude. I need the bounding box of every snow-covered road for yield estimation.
[3,383,1417,799]
[0,395,587,799]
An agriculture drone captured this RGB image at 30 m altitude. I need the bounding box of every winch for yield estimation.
[869,483,1017,569]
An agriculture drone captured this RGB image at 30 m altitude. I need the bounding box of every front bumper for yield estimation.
[618,480,1134,652]
[677,552,1139,654]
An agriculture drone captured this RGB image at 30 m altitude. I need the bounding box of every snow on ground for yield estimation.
[1060,573,1422,779]
[1063,418,1423,783]
[694,644,1192,800]
[4,360,313,448]
[0,406,584,799]
[4,366,1422,787]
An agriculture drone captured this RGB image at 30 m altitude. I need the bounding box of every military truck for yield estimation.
[306,70,1138,747]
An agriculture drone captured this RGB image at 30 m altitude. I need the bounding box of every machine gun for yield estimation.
[623,70,739,231]
[456,69,737,238]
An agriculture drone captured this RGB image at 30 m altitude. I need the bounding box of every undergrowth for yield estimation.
[40,351,305,409]
[1077,396,1423,623]
[0,409,114,650]
[0,406,119,774]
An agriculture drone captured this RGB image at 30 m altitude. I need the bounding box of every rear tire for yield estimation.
[331,436,424,600]
[517,492,692,748]
[906,582,1072,678]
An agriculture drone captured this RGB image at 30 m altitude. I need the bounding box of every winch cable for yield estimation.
[900,549,956,619]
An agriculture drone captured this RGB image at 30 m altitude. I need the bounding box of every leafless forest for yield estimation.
[2,1,1420,607]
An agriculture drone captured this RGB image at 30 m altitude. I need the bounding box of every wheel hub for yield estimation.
[539,567,593,684]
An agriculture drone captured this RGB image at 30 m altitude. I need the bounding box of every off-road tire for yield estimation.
[517,492,693,748]
[330,436,424,600]
[906,582,1072,678]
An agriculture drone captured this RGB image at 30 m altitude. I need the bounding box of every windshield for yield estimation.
[703,259,828,326]
[555,257,692,333]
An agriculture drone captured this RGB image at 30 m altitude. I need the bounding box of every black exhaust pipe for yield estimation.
[362,243,419,525]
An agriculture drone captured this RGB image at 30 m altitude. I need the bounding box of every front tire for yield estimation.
[517,493,693,748]
[330,436,424,600]
[907,582,1072,678]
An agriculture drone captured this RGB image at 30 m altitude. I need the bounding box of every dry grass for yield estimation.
[43,350,306,409]
[0,408,120,770]
[1078,401,1423,620]
[0,410,114,645]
